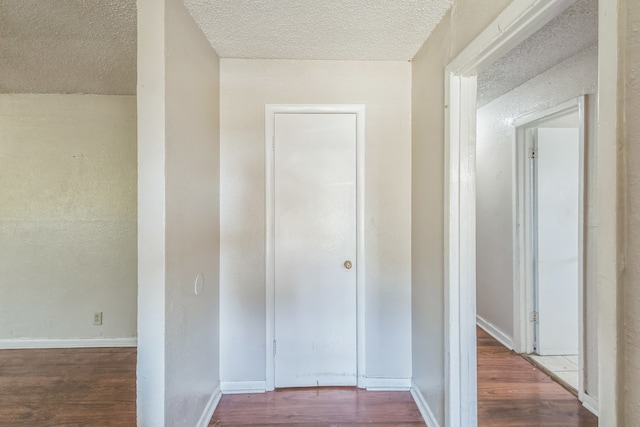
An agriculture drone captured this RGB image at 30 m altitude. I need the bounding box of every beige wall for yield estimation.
[137,0,221,425]
[219,59,412,385]
[411,1,511,424]
[0,94,137,343]
[623,0,640,423]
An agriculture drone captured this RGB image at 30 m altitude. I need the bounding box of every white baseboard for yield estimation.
[476,316,514,350]
[410,383,440,427]
[365,377,411,391]
[221,381,266,394]
[0,337,137,349]
[196,384,222,427]
[582,394,599,416]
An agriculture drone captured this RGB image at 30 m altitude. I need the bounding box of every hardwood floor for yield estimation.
[212,331,598,426]
[0,347,136,426]
[477,327,598,426]
[0,332,598,426]
[209,387,425,426]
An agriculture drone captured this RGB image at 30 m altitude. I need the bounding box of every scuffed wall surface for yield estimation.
[623,0,640,423]
[0,94,137,341]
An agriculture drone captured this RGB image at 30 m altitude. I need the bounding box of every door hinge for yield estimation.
[273,340,276,356]
[529,148,536,159]
[530,311,539,323]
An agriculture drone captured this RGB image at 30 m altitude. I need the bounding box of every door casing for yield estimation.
[513,98,584,356]
[264,104,366,391]
[446,0,620,424]
[443,1,607,425]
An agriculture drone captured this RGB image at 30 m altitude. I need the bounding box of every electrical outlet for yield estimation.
[93,312,103,326]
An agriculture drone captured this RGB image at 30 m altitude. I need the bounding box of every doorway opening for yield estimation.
[513,100,587,396]
[445,0,615,425]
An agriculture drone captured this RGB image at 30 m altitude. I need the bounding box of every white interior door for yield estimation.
[535,127,580,355]
[274,113,357,388]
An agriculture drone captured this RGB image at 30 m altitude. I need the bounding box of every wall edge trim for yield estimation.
[220,381,266,394]
[476,315,514,350]
[365,377,411,391]
[0,338,137,349]
[582,393,599,416]
[410,383,440,427]
[196,384,222,427]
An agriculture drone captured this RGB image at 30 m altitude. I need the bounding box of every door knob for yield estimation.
[344,260,353,270]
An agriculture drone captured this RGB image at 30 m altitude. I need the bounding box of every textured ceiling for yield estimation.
[0,0,136,95]
[184,0,453,60]
[477,0,597,107]
[2,0,593,96]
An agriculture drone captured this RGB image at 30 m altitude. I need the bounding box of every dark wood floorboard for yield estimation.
[477,327,598,426]
[209,387,425,426]
[0,331,599,426]
[0,347,136,426]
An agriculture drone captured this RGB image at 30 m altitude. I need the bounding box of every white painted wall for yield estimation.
[411,1,511,424]
[219,59,412,386]
[475,46,598,396]
[623,0,640,422]
[0,94,137,344]
[137,0,221,425]
[164,0,221,424]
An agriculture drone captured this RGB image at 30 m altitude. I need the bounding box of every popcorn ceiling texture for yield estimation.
[0,0,136,95]
[184,0,453,60]
[0,0,597,95]
[477,0,597,107]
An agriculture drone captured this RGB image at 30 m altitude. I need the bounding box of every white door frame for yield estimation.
[443,0,623,425]
[264,104,366,391]
[513,98,599,412]
[512,97,584,356]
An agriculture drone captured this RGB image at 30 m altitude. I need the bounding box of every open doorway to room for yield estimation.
[456,0,600,424]
[512,103,587,395]
[476,0,597,410]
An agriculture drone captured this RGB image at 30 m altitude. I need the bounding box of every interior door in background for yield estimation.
[535,127,580,356]
[274,113,357,388]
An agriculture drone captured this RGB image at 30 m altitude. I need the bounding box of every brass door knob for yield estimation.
[344,260,353,270]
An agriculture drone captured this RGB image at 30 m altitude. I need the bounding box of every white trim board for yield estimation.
[595,0,620,424]
[411,384,440,427]
[220,378,409,394]
[444,1,579,426]
[0,337,137,349]
[365,378,411,391]
[264,104,366,391]
[221,381,266,394]
[582,394,599,417]
[512,98,597,410]
[195,384,222,427]
[476,316,514,350]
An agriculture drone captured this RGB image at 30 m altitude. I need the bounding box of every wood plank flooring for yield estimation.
[477,327,598,426]
[209,387,425,426]
[0,347,136,426]
[0,331,598,426]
